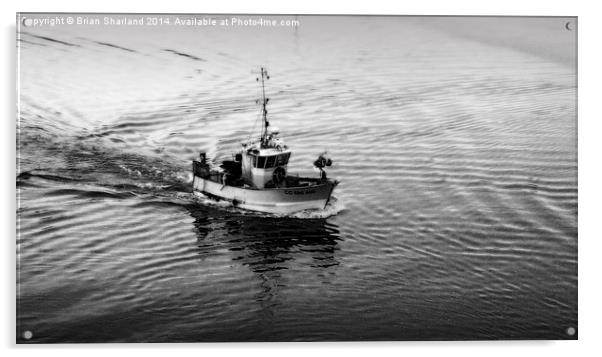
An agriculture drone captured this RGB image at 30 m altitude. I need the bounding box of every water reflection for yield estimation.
[187,205,341,314]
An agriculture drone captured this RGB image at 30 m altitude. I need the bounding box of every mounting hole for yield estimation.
[23,330,33,340]
[566,327,576,336]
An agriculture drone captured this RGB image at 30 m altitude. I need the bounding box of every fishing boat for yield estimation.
[192,68,338,214]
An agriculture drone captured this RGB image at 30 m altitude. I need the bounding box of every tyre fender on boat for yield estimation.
[273,166,286,184]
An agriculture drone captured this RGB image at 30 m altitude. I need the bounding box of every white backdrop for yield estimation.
[3,0,598,356]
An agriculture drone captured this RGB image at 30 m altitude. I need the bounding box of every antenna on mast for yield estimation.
[257,67,270,146]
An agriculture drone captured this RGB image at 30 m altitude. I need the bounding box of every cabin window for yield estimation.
[266,156,276,168]
[276,153,289,166]
[256,156,266,168]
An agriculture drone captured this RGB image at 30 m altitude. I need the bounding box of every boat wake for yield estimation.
[18,121,343,220]
[287,197,345,219]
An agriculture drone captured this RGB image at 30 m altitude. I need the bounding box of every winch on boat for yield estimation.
[192,67,338,214]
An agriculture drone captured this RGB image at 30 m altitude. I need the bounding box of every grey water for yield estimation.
[16,15,577,342]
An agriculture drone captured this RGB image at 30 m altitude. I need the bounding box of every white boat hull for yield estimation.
[192,175,338,214]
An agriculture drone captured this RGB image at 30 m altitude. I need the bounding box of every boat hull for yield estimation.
[192,175,337,214]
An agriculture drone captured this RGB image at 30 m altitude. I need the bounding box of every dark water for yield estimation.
[17,15,577,342]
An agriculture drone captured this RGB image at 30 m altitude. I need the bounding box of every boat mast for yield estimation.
[258,67,270,146]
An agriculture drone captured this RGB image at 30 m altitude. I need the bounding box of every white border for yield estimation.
[3,1,599,356]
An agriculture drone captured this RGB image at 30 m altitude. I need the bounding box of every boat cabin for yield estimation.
[241,145,291,188]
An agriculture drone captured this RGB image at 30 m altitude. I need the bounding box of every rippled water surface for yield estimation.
[17,15,577,342]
